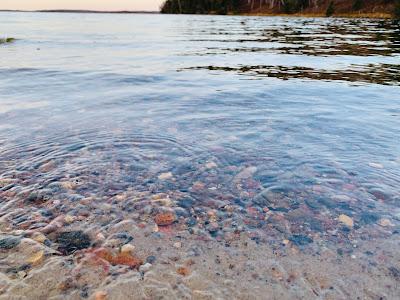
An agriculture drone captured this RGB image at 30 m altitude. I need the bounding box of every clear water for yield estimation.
[0,13,399,248]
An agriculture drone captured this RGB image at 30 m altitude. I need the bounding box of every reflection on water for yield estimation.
[0,13,399,271]
[185,63,400,85]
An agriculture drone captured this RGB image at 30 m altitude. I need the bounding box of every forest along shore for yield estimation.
[161,0,400,19]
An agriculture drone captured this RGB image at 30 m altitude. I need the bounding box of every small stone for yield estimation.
[282,239,289,245]
[56,231,91,255]
[17,271,27,279]
[378,218,393,227]
[28,250,45,266]
[289,235,313,246]
[32,232,47,244]
[146,256,156,264]
[205,162,217,169]
[121,244,135,254]
[0,236,20,249]
[177,267,190,276]
[173,242,182,248]
[93,291,108,300]
[139,263,152,273]
[338,214,354,228]
[158,172,173,180]
[154,212,176,226]
[64,215,76,224]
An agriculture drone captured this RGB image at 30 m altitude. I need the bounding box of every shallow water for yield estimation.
[0,12,400,299]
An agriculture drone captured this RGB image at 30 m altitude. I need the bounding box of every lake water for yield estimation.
[0,12,399,299]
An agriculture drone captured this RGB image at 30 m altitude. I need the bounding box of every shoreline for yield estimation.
[0,10,395,19]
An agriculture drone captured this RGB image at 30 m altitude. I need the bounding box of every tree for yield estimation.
[395,0,400,19]
[352,0,363,11]
[326,1,335,17]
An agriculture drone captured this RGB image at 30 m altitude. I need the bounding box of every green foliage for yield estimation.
[352,0,363,11]
[326,1,335,17]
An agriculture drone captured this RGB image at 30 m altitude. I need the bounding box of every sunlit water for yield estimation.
[0,13,400,250]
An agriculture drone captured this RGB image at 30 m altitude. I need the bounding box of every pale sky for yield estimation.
[0,0,164,11]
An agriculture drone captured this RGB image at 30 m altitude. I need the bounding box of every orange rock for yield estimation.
[111,252,142,268]
[154,212,176,226]
[177,267,190,276]
[93,248,142,268]
[94,291,108,300]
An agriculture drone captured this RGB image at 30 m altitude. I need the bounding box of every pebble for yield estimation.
[93,291,108,300]
[17,271,27,279]
[64,215,76,224]
[56,231,91,255]
[338,214,354,228]
[205,162,217,169]
[139,263,152,273]
[173,242,182,248]
[177,267,190,276]
[0,236,21,250]
[378,218,393,227]
[289,235,313,246]
[28,250,45,266]
[120,244,135,254]
[158,172,173,180]
[154,212,176,226]
[146,256,157,264]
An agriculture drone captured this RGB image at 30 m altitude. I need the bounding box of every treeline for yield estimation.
[160,0,400,18]
[160,0,242,15]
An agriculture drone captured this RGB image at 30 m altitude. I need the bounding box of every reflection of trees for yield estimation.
[184,64,400,86]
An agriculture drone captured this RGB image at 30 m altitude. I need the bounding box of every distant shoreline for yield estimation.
[0,9,159,14]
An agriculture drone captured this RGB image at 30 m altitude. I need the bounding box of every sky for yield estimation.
[0,0,164,11]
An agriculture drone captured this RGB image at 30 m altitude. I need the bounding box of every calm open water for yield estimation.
[0,13,400,250]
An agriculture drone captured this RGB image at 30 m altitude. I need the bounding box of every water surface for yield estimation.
[0,13,400,296]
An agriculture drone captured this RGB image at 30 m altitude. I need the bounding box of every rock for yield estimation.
[94,248,142,268]
[289,235,313,246]
[146,256,156,264]
[186,217,197,227]
[0,236,21,249]
[139,263,152,273]
[338,214,354,228]
[64,215,76,224]
[17,271,27,279]
[158,172,173,180]
[120,244,135,254]
[173,242,182,248]
[177,197,194,209]
[360,212,379,225]
[56,231,91,255]
[205,162,217,169]
[378,218,393,227]
[93,291,108,300]
[28,250,45,266]
[31,232,47,244]
[177,266,190,276]
[154,212,176,226]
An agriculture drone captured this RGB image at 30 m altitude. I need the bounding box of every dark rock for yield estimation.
[177,197,194,209]
[360,212,379,225]
[289,235,313,246]
[56,231,91,255]
[388,266,400,280]
[146,256,156,264]
[0,236,21,249]
[186,217,197,227]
